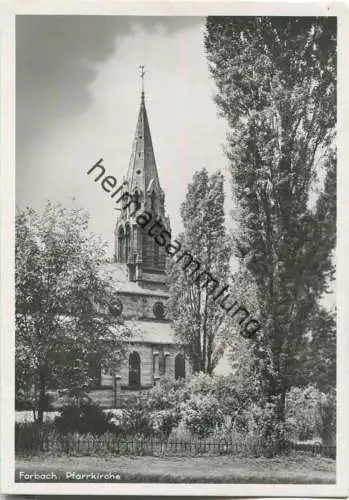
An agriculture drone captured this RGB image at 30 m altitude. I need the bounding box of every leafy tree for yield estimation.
[317,388,336,446]
[301,306,336,392]
[167,169,231,373]
[205,17,336,421]
[286,385,336,445]
[286,385,323,441]
[16,202,131,422]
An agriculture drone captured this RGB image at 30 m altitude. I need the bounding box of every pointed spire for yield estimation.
[114,69,170,279]
[126,68,162,197]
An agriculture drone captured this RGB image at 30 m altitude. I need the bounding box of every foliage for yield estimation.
[142,376,187,412]
[142,373,240,438]
[301,306,336,391]
[286,386,321,440]
[54,401,115,435]
[180,393,225,437]
[185,371,217,395]
[167,169,231,374]
[108,408,131,429]
[317,389,336,446]
[205,17,336,421]
[286,385,336,445]
[16,390,54,412]
[15,376,336,459]
[149,409,181,438]
[15,202,131,422]
[124,399,154,437]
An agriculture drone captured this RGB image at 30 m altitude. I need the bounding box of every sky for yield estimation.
[16,15,229,255]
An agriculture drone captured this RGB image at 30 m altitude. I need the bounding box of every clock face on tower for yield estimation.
[109,298,123,317]
[153,301,165,320]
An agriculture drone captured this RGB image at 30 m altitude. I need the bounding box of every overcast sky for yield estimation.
[16,15,229,255]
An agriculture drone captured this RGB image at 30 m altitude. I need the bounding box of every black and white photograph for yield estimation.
[1,1,348,496]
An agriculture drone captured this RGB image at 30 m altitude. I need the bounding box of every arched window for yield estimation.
[118,227,125,262]
[125,225,131,263]
[175,353,185,380]
[129,351,141,389]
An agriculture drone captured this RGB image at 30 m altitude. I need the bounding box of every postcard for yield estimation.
[1,0,348,496]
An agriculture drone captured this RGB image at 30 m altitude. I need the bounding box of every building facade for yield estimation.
[88,88,190,408]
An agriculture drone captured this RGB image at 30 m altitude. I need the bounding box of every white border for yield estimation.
[1,1,348,496]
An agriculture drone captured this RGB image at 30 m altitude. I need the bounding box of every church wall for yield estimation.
[117,292,169,320]
[87,389,114,408]
[123,344,153,387]
[99,344,188,388]
[48,347,192,409]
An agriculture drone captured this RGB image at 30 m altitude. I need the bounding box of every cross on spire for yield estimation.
[139,65,145,94]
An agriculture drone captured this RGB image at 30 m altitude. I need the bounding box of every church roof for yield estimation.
[126,90,162,196]
[100,261,169,298]
[124,320,178,345]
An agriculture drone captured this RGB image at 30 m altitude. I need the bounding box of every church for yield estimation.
[88,80,191,408]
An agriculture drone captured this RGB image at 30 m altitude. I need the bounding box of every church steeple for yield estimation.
[114,69,170,289]
[126,67,163,200]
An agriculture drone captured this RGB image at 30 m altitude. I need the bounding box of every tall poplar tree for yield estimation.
[167,169,231,374]
[205,17,336,419]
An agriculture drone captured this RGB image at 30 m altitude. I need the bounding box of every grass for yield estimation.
[16,452,335,483]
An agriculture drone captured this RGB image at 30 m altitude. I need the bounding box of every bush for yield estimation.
[228,401,289,457]
[54,401,114,435]
[142,377,187,412]
[286,385,336,443]
[180,393,225,438]
[108,408,130,432]
[317,390,336,446]
[124,400,153,437]
[149,409,181,438]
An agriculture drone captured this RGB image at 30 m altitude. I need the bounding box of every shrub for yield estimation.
[107,408,131,432]
[180,393,225,438]
[168,421,193,442]
[286,385,336,443]
[149,409,181,438]
[54,401,114,435]
[124,400,153,437]
[228,401,290,457]
[317,389,336,446]
[143,377,187,412]
[16,421,57,455]
[186,372,217,396]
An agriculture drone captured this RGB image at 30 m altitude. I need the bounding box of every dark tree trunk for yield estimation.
[37,371,46,424]
[276,388,287,422]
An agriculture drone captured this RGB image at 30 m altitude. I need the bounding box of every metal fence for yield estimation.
[289,441,336,459]
[15,430,336,458]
